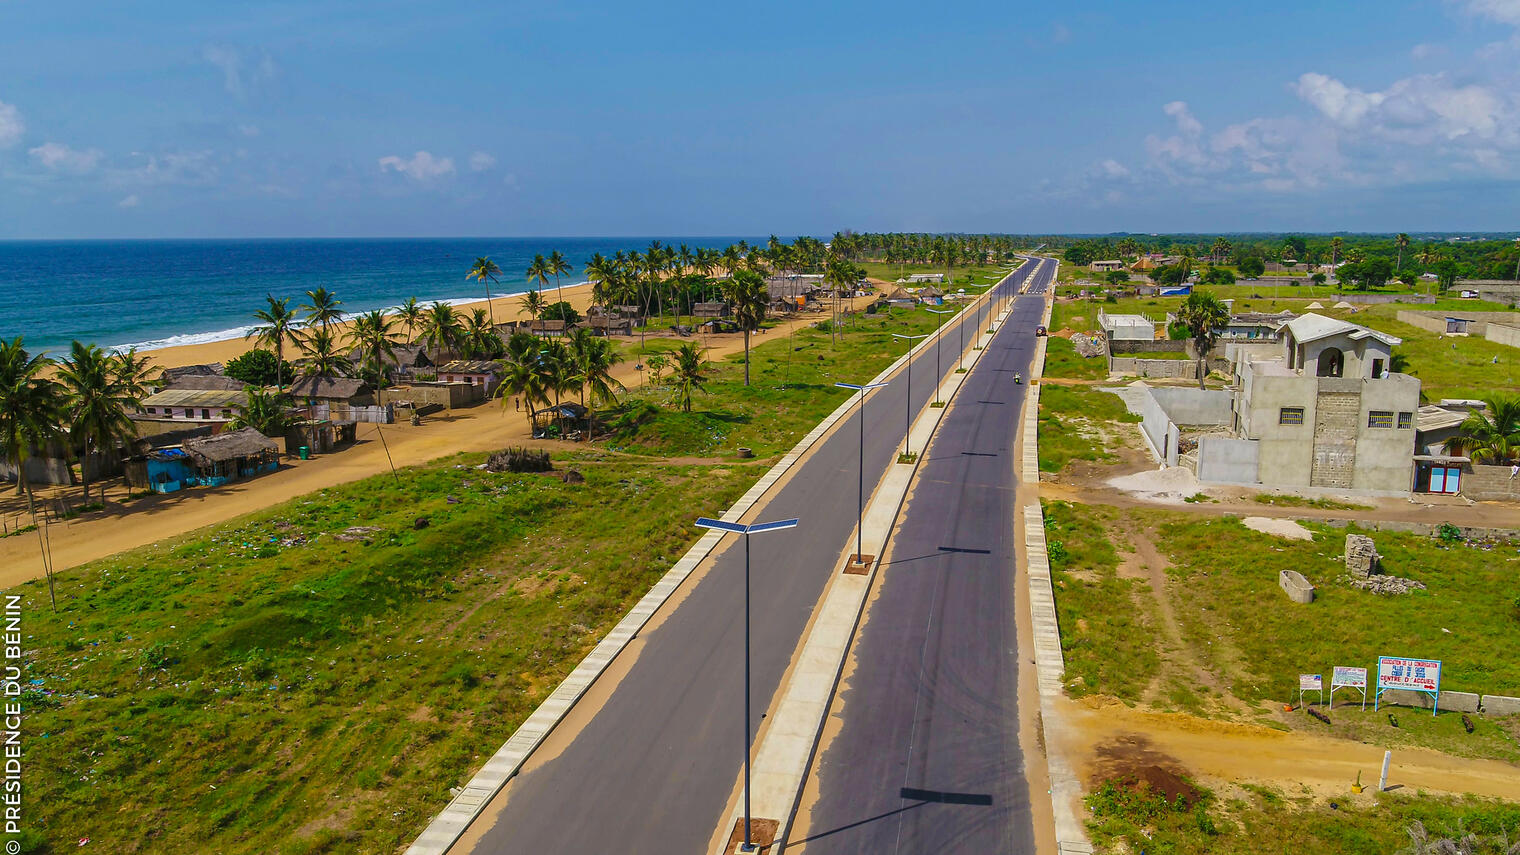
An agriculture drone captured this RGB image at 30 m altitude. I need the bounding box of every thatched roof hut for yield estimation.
[183,428,279,469]
[166,375,248,392]
[288,376,370,403]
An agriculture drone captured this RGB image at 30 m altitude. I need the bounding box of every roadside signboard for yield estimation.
[1298,673,1323,709]
[1376,656,1442,715]
[1331,666,1368,709]
[1333,666,1367,688]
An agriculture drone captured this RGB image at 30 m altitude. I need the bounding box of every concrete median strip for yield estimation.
[405,267,1030,855]
[716,279,1031,854]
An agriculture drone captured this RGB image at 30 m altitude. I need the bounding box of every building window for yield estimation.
[1398,411,1413,430]
[1372,358,1385,379]
[146,407,156,414]
[201,409,211,419]
[1279,407,1305,425]
[1368,411,1394,428]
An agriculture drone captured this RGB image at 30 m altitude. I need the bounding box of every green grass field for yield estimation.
[1042,337,1108,380]
[1089,778,1520,855]
[608,302,970,458]
[1037,385,1140,472]
[1043,501,1159,701]
[16,452,754,854]
[1047,502,1520,760]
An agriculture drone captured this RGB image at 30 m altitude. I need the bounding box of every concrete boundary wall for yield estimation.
[1197,437,1260,484]
[1397,309,1520,336]
[1485,323,1520,349]
[1111,356,1199,380]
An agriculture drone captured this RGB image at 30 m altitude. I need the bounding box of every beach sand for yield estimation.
[135,280,601,374]
[1,288,887,586]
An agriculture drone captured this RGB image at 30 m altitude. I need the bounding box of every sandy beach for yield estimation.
[1,286,889,586]
[135,280,601,374]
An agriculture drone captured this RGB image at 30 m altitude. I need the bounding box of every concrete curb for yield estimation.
[729,268,1029,855]
[405,265,1028,855]
[1023,279,1095,855]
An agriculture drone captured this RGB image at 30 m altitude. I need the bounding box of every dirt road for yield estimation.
[1058,696,1520,803]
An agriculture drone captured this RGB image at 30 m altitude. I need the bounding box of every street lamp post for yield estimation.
[891,333,929,459]
[694,515,801,855]
[926,309,953,404]
[834,381,888,563]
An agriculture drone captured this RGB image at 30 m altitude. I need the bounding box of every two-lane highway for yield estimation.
[457,261,1041,854]
[787,259,1054,853]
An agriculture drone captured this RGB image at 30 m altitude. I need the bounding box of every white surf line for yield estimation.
[405,265,1028,855]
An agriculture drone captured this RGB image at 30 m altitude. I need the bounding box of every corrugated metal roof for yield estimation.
[1417,405,1469,433]
[141,388,247,408]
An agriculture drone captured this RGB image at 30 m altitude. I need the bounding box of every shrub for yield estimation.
[225,349,292,387]
[486,447,552,473]
[1047,540,1068,564]
[1437,522,1464,545]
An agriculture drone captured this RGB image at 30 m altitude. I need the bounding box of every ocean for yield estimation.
[0,237,768,357]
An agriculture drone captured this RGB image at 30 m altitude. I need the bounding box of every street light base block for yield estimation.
[725,817,779,854]
[844,554,875,575]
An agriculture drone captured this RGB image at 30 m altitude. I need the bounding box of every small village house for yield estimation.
[1090,259,1125,272]
[436,360,502,397]
[136,388,247,424]
[125,427,280,493]
[287,376,373,408]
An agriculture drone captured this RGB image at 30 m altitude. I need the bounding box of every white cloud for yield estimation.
[117,150,219,186]
[0,100,23,147]
[1295,71,1514,146]
[28,142,103,173]
[1411,43,1445,60]
[1461,0,1520,25]
[378,151,456,181]
[117,195,140,208]
[1097,159,1129,178]
[202,45,277,97]
[468,151,496,171]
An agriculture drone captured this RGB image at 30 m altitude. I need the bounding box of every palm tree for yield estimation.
[297,327,351,377]
[420,301,463,362]
[0,338,62,606]
[500,331,553,435]
[1450,397,1520,463]
[548,250,572,307]
[585,253,619,308]
[249,295,300,390]
[348,310,402,387]
[568,330,624,441]
[526,254,552,315]
[669,342,708,413]
[397,297,425,346]
[0,338,61,515]
[519,289,546,323]
[461,308,503,359]
[301,287,344,335]
[467,257,503,326]
[112,348,157,401]
[1330,237,1344,268]
[722,269,769,386]
[228,387,293,438]
[1395,233,1411,272]
[1176,291,1231,390]
[57,341,140,505]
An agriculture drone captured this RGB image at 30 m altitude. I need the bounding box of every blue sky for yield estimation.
[2,0,1518,238]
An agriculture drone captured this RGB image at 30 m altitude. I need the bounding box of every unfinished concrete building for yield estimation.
[1227,314,1420,492]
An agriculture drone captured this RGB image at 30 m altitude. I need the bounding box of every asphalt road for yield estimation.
[464,262,1040,855]
[789,259,1053,854]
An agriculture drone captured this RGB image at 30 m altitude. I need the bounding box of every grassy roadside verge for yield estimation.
[607,302,973,458]
[1042,337,1107,380]
[1037,384,1140,472]
[18,452,754,853]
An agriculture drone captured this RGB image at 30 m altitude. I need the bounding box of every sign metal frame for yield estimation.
[1329,665,1368,710]
[1374,656,1441,716]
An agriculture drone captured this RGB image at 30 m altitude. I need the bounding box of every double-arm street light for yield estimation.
[834,381,888,564]
[693,515,801,855]
[926,308,953,404]
[891,333,929,459]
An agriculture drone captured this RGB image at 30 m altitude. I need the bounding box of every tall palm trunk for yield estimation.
[743,331,751,387]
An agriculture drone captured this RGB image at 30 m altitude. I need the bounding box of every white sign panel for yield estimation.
[1299,674,1323,691]
[1377,657,1440,692]
[1332,666,1367,688]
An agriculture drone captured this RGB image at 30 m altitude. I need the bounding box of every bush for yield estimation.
[486,447,552,473]
[541,301,582,325]
[225,349,292,387]
[1047,540,1068,564]
[1438,522,1464,544]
